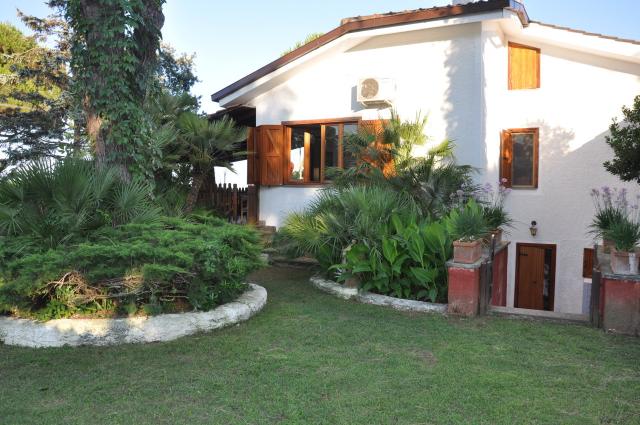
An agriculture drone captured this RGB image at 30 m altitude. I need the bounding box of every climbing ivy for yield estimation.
[49,0,166,180]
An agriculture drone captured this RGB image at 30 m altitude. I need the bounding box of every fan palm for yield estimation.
[178,113,246,213]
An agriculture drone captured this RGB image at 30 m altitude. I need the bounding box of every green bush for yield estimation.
[0,216,263,320]
[0,159,161,248]
[333,213,452,302]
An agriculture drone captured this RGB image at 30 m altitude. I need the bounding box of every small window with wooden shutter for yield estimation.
[509,42,540,90]
[282,119,360,184]
[500,128,539,189]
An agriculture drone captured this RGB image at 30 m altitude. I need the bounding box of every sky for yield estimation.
[2,0,640,114]
[2,1,639,185]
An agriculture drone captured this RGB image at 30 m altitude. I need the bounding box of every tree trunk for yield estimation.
[184,173,205,214]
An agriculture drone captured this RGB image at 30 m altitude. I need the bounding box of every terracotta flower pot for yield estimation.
[453,239,483,264]
[610,249,632,275]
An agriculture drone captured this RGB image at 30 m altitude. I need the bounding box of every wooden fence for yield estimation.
[199,183,257,224]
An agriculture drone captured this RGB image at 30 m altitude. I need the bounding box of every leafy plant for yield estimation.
[447,199,490,242]
[177,113,246,213]
[329,111,475,218]
[0,216,263,320]
[277,185,420,271]
[332,214,452,302]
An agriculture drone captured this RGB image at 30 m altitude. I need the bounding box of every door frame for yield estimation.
[514,243,557,311]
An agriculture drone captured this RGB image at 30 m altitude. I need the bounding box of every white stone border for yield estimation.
[0,283,267,348]
[309,276,446,314]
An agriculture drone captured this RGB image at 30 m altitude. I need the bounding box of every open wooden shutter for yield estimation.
[257,125,284,186]
[500,130,512,188]
[360,120,394,176]
[509,42,540,90]
[246,127,258,185]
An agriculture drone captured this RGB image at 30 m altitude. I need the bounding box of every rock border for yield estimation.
[309,276,446,314]
[0,283,267,348]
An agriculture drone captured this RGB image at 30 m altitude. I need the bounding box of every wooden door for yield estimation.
[516,244,554,310]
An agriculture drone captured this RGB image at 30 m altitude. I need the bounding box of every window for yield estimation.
[285,120,358,184]
[508,42,540,90]
[500,128,539,188]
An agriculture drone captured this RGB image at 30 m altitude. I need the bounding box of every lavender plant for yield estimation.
[589,187,635,239]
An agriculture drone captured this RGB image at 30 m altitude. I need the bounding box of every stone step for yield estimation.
[488,306,589,325]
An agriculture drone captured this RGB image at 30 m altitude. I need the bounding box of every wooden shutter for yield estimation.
[359,120,395,176]
[246,127,258,185]
[500,130,512,188]
[583,248,594,279]
[257,125,284,186]
[509,42,540,90]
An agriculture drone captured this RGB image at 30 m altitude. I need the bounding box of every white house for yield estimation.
[210,0,640,315]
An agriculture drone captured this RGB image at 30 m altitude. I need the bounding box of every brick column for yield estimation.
[447,259,482,316]
[601,274,640,336]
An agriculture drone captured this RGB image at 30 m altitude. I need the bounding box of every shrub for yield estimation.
[277,185,420,271]
[0,159,161,248]
[0,216,263,320]
[334,214,452,302]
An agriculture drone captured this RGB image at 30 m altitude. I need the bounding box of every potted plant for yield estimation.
[589,187,629,253]
[478,180,513,244]
[448,199,490,264]
[604,213,640,275]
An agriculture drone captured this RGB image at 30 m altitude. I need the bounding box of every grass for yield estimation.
[1,266,639,425]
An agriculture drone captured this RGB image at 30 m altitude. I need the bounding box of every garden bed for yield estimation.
[309,276,447,313]
[0,283,267,348]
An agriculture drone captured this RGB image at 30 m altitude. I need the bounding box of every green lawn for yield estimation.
[1,266,639,425]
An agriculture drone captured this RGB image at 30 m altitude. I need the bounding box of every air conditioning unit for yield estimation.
[357,77,395,106]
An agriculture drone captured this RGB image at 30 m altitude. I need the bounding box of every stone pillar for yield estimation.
[447,259,482,316]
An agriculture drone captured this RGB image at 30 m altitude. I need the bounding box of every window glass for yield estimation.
[325,125,339,170]
[289,128,306,181]
[342,123,358,169]
[288,121,359,183]
[512,132,535,186]
[309,126,322,182]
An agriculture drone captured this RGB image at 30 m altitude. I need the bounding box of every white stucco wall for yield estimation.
[253,23,483,227]
[242,18,640,314]
[481,21,640,314]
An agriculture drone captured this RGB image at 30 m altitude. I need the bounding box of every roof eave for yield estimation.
[211,0,526,103]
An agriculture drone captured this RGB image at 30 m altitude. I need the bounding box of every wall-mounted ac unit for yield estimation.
[357,77,395,106]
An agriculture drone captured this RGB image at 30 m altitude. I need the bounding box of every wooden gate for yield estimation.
[198,183,257,224]
[478,237,497,315]
[590,244,602,328]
